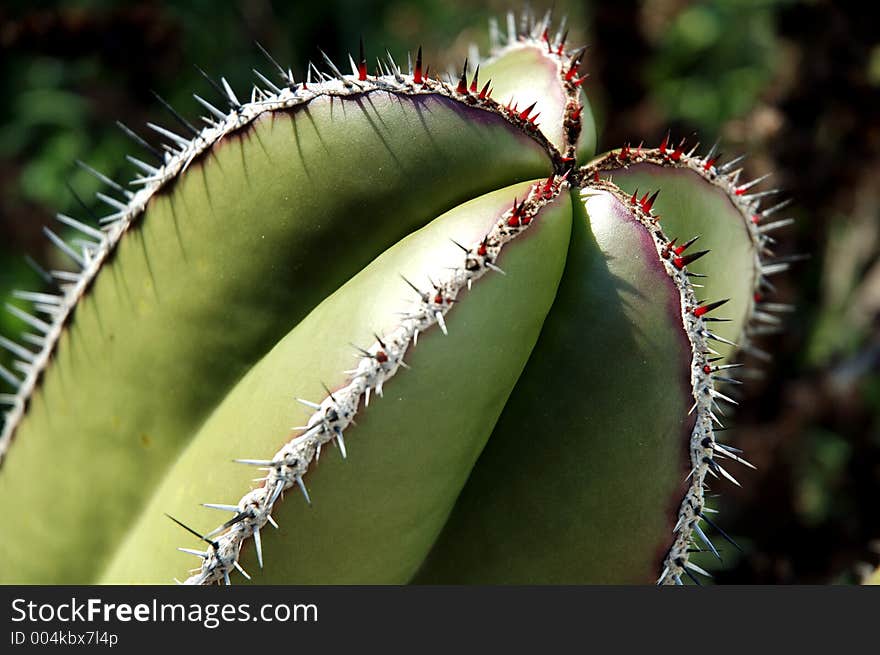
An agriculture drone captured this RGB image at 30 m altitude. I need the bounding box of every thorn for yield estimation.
[641,189,660,213]
[202,503,239,513]
[43,227,85,268]
[693,298,730,317]
[151,90,200,137]
[233,561,251,580]
[335,429,347,459]
[400,274,428,301]
[359,37,368,81]
[413,46,423,84]
[254,40,295,87]
[0,364,22,389]
[195,65,240,110]
[253,528,263,569]
[116,121,164,162]
[450,238,470,253]
[165,513,218,550]
[734,172,772,195]
[295,475,311,505]
[253,68,282,94]
[469,65,480,93]
[75,160,132,198]
[659,131,670,154]
[146,122,190,149]
[234,458,276,467]
[684,559,712,578]
[673,249,710,270]
[693,523,722,561]
[435,311,448,335]
[674,235,701,255]
[178,547,208,559]
[518,101,537,120]
[556,29,569,55]
[55,213,105,242]
[717,154,746,173]
[485,262,506,275]
[456,58,469,94]
[564,46,587,81]
[701,515,742,552]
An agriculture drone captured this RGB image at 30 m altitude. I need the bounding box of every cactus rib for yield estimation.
[178,176,568,584]
[0,51,566,466]
[582,179,754,584]
[580,143,796,363]
[474,12,590,157]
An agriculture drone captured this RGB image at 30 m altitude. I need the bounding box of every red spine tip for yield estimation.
[469,65,480,93]
[659,132,670,154]
[519,102,537,120]
[413,46,423,84]
[358,37,367,81]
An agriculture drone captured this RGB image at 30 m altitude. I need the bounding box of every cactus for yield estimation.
[0,9,792,585]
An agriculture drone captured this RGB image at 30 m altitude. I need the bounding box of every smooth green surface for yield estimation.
[102,180,572,584]
[601,162,756,360]
[482,43,597,157]
[414,189,692,584]
[0,91,552,583]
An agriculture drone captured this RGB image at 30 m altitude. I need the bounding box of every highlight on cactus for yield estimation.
[0,8,796,586]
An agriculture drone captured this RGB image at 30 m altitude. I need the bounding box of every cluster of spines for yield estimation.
[582,177,758,585]
[0,33,585,463]
[169,176,566,584]
[581,136,798,363]
[482,8,588,164]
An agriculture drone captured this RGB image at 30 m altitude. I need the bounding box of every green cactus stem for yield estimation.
[0,9,791,585]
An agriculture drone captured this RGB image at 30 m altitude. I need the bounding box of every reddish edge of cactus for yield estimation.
[581,144,797,363]
[0,9,787,585]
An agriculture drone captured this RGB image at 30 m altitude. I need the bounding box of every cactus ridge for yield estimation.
[173,175,567,585]
[0,36,583,465]
[478,9,589,160]
[578,179,754,585]
[581,143,797,363]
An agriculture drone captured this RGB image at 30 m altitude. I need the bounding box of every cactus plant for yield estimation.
[0,9,793,585]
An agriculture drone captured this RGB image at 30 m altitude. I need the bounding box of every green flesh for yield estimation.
[414,189,692,584]
[102,180,571,584]
[0,92,551,583]
[481,43,597,157]
[598,161,756,360]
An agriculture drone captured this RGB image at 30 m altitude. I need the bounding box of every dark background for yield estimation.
[0,0,877,584]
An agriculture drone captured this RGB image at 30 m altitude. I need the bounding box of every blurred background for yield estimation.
[0,0,877,583]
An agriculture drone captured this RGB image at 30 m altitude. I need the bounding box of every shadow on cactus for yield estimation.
[0,9,794,585]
